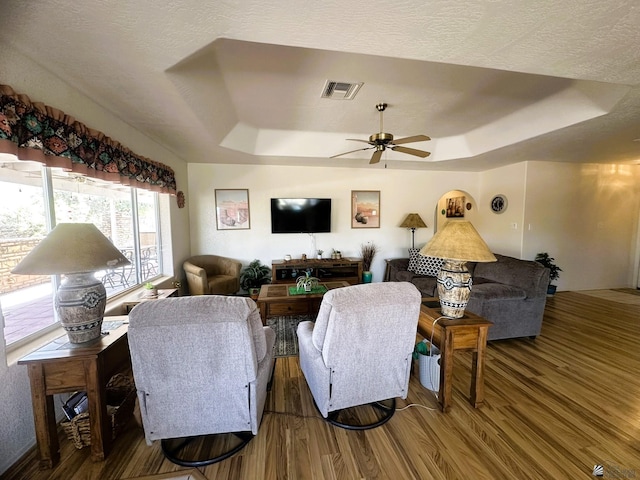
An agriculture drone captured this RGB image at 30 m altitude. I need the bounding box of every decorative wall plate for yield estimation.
[490,194,507,214]
[176,191,185,208]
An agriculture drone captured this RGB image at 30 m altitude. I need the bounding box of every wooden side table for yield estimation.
[18,318,131,469]
[121,288,178,313]
[417,299,492,412]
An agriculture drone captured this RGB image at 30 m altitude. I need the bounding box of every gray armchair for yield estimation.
[297,282,421,429]
[183,254,242,295]
[128,295,275,466]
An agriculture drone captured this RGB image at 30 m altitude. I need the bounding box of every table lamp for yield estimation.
[399,213,428,249]
[12,223,131,343]
[419,221,496,318]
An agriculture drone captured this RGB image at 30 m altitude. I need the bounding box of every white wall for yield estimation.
[523,162,640,291]
[478,162,528,257]
[0,44,191,474]
[188,161,640,293]
[188,163,481,282]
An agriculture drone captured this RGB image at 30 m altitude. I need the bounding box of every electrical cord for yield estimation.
[264,409,326,420]
[395,403,439,412]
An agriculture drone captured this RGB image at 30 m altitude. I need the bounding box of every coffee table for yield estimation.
[256,281,350,324]
[417,299,492,412]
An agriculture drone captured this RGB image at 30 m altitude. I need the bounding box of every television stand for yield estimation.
[271,258,363,285]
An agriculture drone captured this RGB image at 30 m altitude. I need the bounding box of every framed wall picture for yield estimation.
[445,195,465,218]
[215,189,250,230]
[351,190,380,228]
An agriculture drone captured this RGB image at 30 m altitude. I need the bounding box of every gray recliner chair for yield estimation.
[183,255,242,295]
[128,295,275,466]
[296,282,421,429]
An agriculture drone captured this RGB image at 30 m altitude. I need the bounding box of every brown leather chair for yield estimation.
[183,255,242,295]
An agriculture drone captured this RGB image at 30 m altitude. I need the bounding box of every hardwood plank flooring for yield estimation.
[3,291,639,480]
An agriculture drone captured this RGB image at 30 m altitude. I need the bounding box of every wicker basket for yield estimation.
[61,373,136,449]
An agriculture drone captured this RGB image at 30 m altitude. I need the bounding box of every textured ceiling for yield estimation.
[1,0,640,171]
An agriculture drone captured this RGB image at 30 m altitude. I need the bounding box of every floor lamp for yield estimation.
[399,213,428,249]
[419,221,496,318]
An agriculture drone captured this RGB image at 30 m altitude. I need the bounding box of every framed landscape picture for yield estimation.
[351,190,380,228]
[215,189,250,230]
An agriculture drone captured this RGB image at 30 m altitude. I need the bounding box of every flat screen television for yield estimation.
[271,198,331,234]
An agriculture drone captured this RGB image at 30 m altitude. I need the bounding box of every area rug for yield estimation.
[578,289,640,305]
[267,315,314,357]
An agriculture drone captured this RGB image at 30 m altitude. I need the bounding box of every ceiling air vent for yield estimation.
[321,80,364,100]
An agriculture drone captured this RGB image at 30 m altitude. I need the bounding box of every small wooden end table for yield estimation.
[18,318,131,469]
[417,299,492,412]
[121,288,178,313]
[257,281,350,324]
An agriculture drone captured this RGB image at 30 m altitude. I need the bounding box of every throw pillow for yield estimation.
[414,255,445,277]
[407,248,420,272]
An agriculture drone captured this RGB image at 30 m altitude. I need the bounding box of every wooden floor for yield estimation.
[4,291,640,480]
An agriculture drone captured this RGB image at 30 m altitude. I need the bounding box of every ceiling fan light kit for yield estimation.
[331,103,431,164]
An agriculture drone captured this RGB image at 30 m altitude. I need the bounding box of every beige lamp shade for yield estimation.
[399,213,427,229]
[419,221,496,263]
[12,223,130,275]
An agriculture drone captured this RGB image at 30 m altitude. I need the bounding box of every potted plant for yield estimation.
[240,259,272,299]
[360,242,378,283]
[296,271,319,292]
[142,282,157,298]
[534,252,562,296]
[316,249,323,260]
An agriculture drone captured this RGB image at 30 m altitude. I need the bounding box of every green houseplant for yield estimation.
[534,252,562,296]
[142,282,157,298]
[240,259,272,298]
[296,271,319,292]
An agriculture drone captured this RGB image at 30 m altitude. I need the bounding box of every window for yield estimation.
[0,162,54,345]
[0,157,162,347]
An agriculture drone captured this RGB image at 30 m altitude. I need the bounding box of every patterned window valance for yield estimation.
[0,85,176,194]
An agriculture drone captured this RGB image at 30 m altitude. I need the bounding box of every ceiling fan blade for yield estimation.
[391,145,431,158]
[346,138,373,144]
[370,149,384,164]
[330,146,375,158]
[392,134,431,145]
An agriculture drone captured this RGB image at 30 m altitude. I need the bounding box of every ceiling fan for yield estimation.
[331,103,431,164]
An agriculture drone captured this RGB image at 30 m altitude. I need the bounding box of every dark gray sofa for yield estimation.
[386,254,550,341]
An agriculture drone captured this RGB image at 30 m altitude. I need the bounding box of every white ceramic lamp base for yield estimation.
[436,260,472,318]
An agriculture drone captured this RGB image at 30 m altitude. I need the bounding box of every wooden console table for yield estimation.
[271,258,362,285]
[417,300,492,412]
[18,318,131,469]
[257,281,350,323]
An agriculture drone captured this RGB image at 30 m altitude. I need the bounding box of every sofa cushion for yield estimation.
[411,276,438,297]
[473,254,548,299]
[407,248,420,272]
[395,270,419,282]
[470,280,526,301]
[414,255,444,276]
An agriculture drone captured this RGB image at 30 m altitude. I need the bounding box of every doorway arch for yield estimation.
[434,190,478,232]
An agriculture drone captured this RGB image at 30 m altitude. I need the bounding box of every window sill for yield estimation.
[7,324,65,367]
[6,275,175,366]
